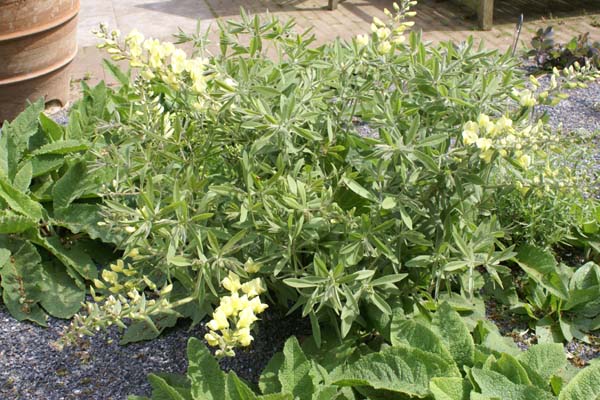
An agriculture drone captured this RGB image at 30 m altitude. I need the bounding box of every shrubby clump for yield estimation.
[54,0,600,352]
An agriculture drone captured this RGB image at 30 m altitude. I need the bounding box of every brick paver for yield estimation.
[70,0,600,101]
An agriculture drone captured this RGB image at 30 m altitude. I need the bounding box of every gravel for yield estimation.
[1,73,599,400]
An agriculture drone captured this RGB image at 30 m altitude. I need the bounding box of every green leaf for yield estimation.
[147,374,187,400]
[518,343,566,383]
[226,372,258,400]
[471,368,556,400]
[341,176,377,202]
[558,362,600,400]
[13,161,32,192]
[103,59,130,86]
[430,377,470,400]
[39,236,98,280]
[516,245,568,300]
[0,175,43,220]
[0,238,47,325]
[30,155,65,177]
[432,302,475,367]
[187,338,225,400]
[487,354,532,386]
[278,337,315,400]
[38,260,85,319]
[259,352,284,394]
[390,318,457,369]
[331,345,460,398]
[30,139,90,156]
[381,197,396,210]
[52,161,87,209]
[39,113,64,142]
[0,210,36,234]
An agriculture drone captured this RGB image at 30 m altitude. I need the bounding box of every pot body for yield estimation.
[0,0,79,123]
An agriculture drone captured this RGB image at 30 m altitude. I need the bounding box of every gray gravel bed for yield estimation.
[0,304,309,400]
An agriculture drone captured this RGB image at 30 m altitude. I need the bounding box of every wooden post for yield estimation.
[478,0,494,30]
[328,0,338,10]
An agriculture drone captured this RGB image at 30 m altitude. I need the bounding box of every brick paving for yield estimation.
[70,0,600,100]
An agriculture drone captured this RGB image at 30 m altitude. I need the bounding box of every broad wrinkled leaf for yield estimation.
[516,245,568,300]
[187,338,225,400]
[0,175,43,220]
[518,343,566,383]
[278,337,315,400]
[38,260,85,319]
[259,352,284,394]
[0,238,46,325]
[471,368,556,400]
[432,302,475,367]
[430,377,470,400]
[226,372,258,400]
[558,362,600,400]
[487,353,532,386]
[147,374,187,400]
[331,345,460,398]
[390,318,457,368]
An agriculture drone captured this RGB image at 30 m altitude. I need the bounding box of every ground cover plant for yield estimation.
[527,26,600,71]
[1,0,600,398]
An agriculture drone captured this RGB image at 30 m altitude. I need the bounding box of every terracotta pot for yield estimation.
[0,0,79,123]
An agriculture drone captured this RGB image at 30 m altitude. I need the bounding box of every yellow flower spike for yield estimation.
[237,307,258,329]
[222,271,242,293]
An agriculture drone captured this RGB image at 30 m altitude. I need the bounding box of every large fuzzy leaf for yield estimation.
[518,343,566,383]
[432,302,475,367]
[226,372,258,400]
[52,161,87,209]
[187,338,225,400]
[147,374,187,400]
[430,377,470,400]
[0,238,46,325]
[260,352,284,394]
[558,362,600,400]
[331,345,460,398]
[390,318,456,368]
[471,368,556,400]
[30,139,90,156]
[38,260,85,319]
[0,210,36,234]
[0,175,43,220]
[53,203,122,244]
[277,336,315,400]
[487,353,532,386]
[516,245,568,300]
[39,236,98,280]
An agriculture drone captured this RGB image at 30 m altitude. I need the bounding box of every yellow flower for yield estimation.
[373,16,385,27]
[205,332,220,346]
[517,89,536,107]
[244,258,261,274]
[249,296,269,314]
[171,49,187,74]
[235,328,253,347]
[475,137,493,152]
[479,149,494,163]
[462,129,478,146]
[241,278,266,298]
[102,269,118,284]
[356,34,369,47]
[496,116,513,132]
[377,41,392,55]
[392,35,405,45]
[222,272,242,293]
[207,308,229,331]
[518,154,531,169]
[376,27,391,40]
[237,307,258,329]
